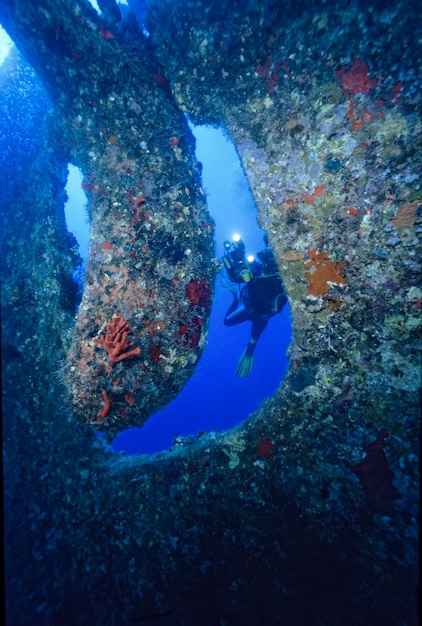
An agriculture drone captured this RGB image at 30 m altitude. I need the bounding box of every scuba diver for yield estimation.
[221,234,287,377]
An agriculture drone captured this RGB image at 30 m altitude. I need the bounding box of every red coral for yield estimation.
[344,429,397,514]
[257,437,277,459]
[178,316,203,349]
[93,314,141,366]
[302,184,326,205]
[359,109,374,124]
[256,57,281,93]
[153,73,166,85]
[99,24,114,40]
[186,278,212,310]
[389,81,403,104]
[304,251,346,297]
[148,344,163,363]
[96,389,111,421]
[346,99,355,120]
[391,200,420,229]
[130,207,142,226]
[336,58,377,94]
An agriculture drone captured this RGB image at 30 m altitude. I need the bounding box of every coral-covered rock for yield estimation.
[304,251,346,297]
[344,429,397,514]
[1,1,420,625]
[336,58,377,94]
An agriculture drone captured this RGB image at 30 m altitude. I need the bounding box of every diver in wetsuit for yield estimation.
[222,235,287,377]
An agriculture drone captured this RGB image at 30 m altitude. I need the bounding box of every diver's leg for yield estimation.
[250,318,268,342]
[236,318,268,377]
[224,296,249,327]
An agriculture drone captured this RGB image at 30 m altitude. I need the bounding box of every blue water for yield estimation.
[65,165,90,263]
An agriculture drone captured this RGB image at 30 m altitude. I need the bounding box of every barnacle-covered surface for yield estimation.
[1,0,215,438]
[1,0,420,624]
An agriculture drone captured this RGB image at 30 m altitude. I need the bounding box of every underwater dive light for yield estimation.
[232,234,245,255]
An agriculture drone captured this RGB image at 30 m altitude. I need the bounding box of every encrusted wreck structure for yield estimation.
[1,1,420,624]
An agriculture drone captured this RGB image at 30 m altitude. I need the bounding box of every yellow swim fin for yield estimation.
[236,339,256,377]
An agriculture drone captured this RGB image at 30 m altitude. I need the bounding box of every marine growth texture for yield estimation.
[0,1,420,625]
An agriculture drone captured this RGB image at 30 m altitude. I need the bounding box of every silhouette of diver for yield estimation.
[222,234,287,377]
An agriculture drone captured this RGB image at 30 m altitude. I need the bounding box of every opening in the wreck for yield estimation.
[109,125,292,454]
[65,164,90,289]
[65,126,292,455]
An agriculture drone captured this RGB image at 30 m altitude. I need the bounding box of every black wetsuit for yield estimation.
[224,274,286,342]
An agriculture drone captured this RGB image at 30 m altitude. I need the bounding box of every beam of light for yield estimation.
[0,25,13,66]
